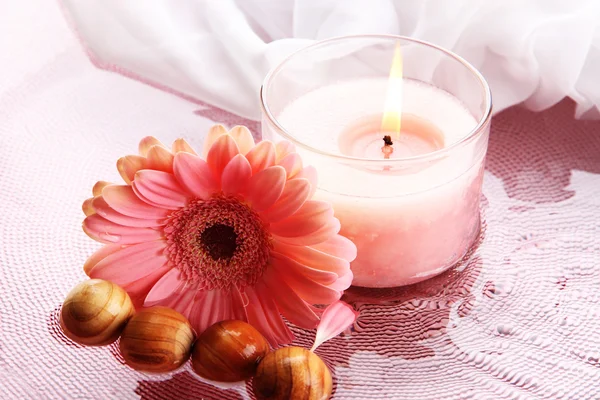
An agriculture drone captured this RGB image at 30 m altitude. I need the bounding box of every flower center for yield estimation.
[164,195,272,290]
[199,224,238,260]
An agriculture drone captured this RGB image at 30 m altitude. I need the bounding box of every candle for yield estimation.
[261,36,491,288]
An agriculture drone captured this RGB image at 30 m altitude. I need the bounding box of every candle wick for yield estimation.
[382,135,394,160]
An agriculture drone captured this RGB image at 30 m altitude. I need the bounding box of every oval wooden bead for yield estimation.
[191,320,270,382]
[60,279,134,346]
[253,347,333,400]
[119,306,195,373]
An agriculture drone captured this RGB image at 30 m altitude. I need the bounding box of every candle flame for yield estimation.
[381,42,403,140]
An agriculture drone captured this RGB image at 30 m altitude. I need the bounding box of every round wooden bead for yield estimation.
[253,347,333,400]
[191,320,270,382]
[60,279,134,346]
[119,306,195,373]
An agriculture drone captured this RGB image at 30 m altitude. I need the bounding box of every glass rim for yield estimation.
[260,34,493,165]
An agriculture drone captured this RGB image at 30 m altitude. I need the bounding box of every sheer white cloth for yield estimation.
[62,0,600,120]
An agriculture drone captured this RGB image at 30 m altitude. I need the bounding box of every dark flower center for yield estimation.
[200,224,238,260]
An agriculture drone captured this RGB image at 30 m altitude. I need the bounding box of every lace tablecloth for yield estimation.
[1,2,600,399]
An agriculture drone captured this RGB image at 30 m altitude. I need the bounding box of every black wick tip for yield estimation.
[383,135,394,146]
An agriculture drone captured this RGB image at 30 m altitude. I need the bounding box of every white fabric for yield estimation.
[62,0,600,120]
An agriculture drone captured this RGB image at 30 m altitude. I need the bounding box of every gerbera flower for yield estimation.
[81,125,356,345]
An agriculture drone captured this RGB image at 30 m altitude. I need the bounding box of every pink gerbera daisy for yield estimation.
[81,125,356,345]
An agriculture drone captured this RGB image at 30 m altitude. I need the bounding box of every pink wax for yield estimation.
[266,78,489,288]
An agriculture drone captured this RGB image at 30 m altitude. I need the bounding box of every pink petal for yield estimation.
[83,244,122,275]
[259,268,319,329]
[328,270,354,291]
[133,169,189,209]
[144,268,186,305]
[139,136,167,157]
[206,134,239,180]
[270,253,342,304]
[311,301,359,351]
[271,252,338,285]
[221,154,252,195]
[245,166,286,212]
[92,181,112,197]
[246,287,294,346]
[228,125,255,155]
[273,240,351,276]
[202,124,228,157]
[273,218,341,246]
[117,155,147,184]
[122,264,173,309]
[278,153,303,178]
[270,200,334,238]
[146,144,175,173]
[188,289,231,335]
[92,196,164,227]
[245,140,276,174]
[82,197,95,216]
[230,286,249,322]
[83,214,164,244]
[310,235,358,262]
[261,178,310,223]
[88,240,168,287]
[164,288,197,319]
[295,166,318,198]
[275,141,296,163]
[102,185,171,219]
[171,138,197,155]
[173,152,218,199]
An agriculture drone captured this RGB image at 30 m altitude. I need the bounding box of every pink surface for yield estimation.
[2,2,600,399]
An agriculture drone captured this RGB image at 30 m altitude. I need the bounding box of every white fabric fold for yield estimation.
[62,0,600,120]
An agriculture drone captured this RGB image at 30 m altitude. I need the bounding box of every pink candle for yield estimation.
[261,36,491,288]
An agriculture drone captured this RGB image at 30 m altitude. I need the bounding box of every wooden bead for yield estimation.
[191,320,270,382]
[253,347,333,400]
[119,306,195,373]
[60,279,134,346]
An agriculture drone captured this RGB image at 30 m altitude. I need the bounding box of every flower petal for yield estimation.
[83,214,163,245]
[164,288,197,319]
[171,138,197,155]
[221,154,252,195]
[92,196,164,227]
[246,287,294,346]
[278,153,303,178]
[310,234,358,262]
[271,252,338,285]
[246,141,276,174]
[83,244,123,275]
[202,124,228,157]
[189,289,232,335]
[245,166,286,212]
[139,136,167,157]
[261,178,310,223]
[206,134,239,180]
[173,152,218,199]
[274,218,341,246]
[88,240,168,287]
[102,185,171,219]
[133,170,189,209]
[228,125,255,155]
[92,181,112,197]
[273,240,350,276]
[311,301,358,351]
[295,166,318,198]
[275,141,296,163]
[121,264,173,309]
[270,253,342,304]
[143,268,186,306]
[146,144,175,173]
[117,155,147,184]
[328,270,354,291]
[259,267,320,329]
[82,197,95,216]
[270,200,334,238]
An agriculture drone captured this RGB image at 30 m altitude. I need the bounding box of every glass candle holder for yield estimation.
[261,35,492,288]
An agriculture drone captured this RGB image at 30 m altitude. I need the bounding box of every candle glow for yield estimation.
[380,42,403,140]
